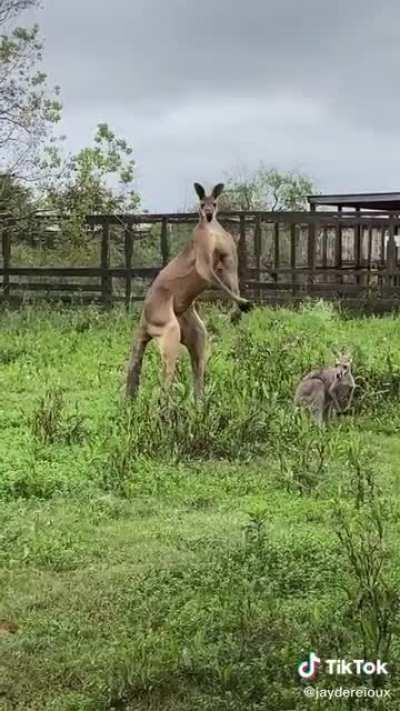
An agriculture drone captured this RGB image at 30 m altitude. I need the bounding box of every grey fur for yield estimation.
[294,356,355,425]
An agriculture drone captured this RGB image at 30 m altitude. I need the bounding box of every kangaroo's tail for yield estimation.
[125,327,151,398]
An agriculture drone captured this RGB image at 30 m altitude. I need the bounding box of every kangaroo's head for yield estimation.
[194,182,224,223]
[335,354,354,387]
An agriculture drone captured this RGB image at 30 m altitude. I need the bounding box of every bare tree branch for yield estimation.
[0,13,62,182]
[0,0,38,27]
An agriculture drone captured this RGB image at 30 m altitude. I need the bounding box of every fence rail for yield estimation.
[2,210,400,307]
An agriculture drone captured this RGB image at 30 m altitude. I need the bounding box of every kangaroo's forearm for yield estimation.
[197,256,246,304]
[209,268,246,304]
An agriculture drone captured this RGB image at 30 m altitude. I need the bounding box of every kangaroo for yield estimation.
[125,182,252,398]
[294,355,355,425]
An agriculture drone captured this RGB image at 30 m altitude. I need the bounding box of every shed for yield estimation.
[308,192,400,212]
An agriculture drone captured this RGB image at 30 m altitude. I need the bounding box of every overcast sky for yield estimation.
[29,0,400,211]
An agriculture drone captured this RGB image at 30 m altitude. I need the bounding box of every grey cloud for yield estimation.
[27,0,400,208]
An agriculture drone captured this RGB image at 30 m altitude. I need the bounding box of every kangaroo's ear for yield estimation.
[194,182,205,200]
[212,183,225,199]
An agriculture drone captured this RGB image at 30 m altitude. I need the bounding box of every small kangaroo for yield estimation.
[125,182,252,398]
[294,355,355,425]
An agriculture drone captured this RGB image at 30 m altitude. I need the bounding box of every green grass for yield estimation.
[0,300,400,709]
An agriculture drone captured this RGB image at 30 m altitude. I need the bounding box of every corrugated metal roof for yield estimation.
[308,192,400,211]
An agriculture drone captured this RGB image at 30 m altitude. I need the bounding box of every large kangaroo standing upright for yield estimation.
[125,182,251,397]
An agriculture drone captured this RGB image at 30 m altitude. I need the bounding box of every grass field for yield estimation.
[1,300,400,710]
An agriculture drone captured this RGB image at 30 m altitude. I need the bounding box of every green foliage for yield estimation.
[220,162,317,211]
[48,123,139,212]
[30,387,88,446]
[0,172,33,217]
[44,123,140,247]
[334,457,400,663]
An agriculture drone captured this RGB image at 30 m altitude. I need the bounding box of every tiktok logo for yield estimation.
[298,652,321,680]
[298,652,389,680]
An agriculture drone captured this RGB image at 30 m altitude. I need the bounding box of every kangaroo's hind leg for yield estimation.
[156,317,182,388]
[125,325,151,398]
[310,386,328,426]
[179,306,208,398]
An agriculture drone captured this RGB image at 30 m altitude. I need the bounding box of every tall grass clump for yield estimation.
[334,444,400,667]
[31,387,88,445]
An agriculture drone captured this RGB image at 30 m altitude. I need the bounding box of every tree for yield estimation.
[0,0,35,25]
[0,0,62,209]
[220,163,317,211]
[46,123,139,214]
[45,123,140,245]
[0,171,32,213]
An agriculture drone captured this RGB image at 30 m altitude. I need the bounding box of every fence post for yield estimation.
[307,210,316,290]
[160,217,170,267]
[254,215,262,301]
[100,219,112,306]
[290,223,297,295]
[1,229,10,300]
[378,226,385,292]
[273,222,280,284]
[367,225,373,289]
[124,222,133,309]
[238,214,248,293]
[334,206,343,287]
[322,227,328,269]
[354,207,362,284]
[381,227,386,267]
[386,219,397,289]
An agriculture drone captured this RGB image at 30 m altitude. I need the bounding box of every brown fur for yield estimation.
[125,182,251,397]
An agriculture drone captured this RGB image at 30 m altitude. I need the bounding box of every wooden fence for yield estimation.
[2,210,400,307]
